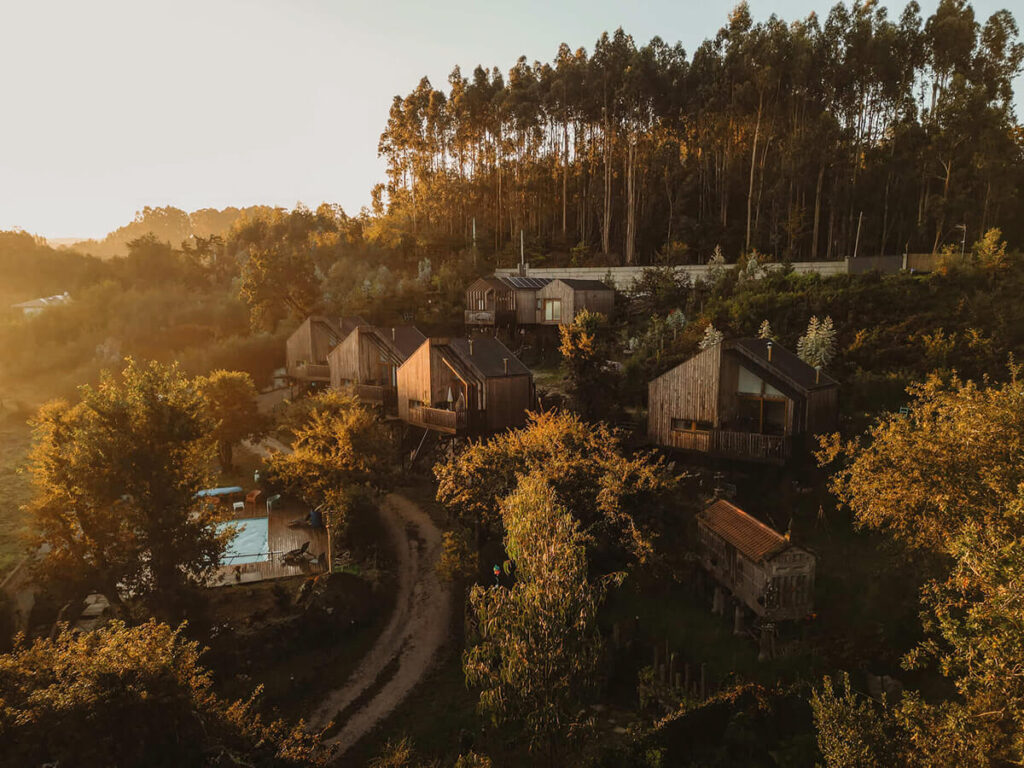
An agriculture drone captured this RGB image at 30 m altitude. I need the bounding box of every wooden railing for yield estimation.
[670,428,790,463]
[408,405,469,433]
[292,362,330,381]
[465,309,496,325]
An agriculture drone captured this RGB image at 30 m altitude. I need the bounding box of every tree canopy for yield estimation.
[27,359,226,611]
[0,620,326,768]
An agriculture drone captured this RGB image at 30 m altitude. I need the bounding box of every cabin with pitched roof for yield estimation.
[464,275,551,327]
[328,325,426,411]
[396,337,534,435]
[647,338,838,463]
[697,499,815,621]
[286,316,363,384]
[534,278,615,324]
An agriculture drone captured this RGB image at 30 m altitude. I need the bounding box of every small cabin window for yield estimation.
[672,418,712,432]
[544,299,562,322]
[536,298,542,311]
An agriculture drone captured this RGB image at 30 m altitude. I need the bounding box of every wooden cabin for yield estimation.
[647,338,838,463]
[534,278,615,325]
[397,337,534,435]
[286,316,342,383]
[464,276,551,327]
[328,325,426,410]
[697,499,815,621]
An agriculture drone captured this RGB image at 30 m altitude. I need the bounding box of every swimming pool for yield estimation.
[218,517,270,565]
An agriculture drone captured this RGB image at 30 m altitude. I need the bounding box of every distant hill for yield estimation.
[71,205,275,259]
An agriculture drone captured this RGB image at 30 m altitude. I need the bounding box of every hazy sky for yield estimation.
[2,0,1021,240]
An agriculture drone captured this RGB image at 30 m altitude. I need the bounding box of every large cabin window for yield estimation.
[735,366,788,435]
[476,298,485,310]
[544,299,562,322]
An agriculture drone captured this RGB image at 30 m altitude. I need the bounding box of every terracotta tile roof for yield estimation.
[699,499,790,562]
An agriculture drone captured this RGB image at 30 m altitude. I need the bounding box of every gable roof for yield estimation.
[364,325,426,361]
[699,499,790,562]
[728,338,837,392]
[338,316,366,339]
[446,337,531,379]
[555,278,614,291]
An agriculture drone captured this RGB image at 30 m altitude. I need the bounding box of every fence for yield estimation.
[496,254,936,289]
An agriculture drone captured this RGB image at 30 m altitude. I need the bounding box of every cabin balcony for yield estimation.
[357,384,398,411]
[465,309,515,326]
[289,362,331,382]
[407,404,471,434]
[669,428,791,464]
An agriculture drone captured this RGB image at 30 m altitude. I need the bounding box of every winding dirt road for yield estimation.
[243,429,452,759]
[308,493,451,757]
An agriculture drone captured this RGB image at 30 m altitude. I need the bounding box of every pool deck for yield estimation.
[209,498,329,587]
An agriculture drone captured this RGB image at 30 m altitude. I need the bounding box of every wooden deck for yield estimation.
[407,404,469,434]
[668,428,790,464]
[209,500,329,587]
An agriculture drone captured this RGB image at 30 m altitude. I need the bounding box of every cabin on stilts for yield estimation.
[697,498,815,622]
[327,325,426,412]
[286,316,362,385]
[647,338,838,464]
[534,278,615,325]
[397,337,534,436]
[464,275,551,328]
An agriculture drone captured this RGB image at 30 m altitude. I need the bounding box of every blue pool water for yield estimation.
[218,517,270,565]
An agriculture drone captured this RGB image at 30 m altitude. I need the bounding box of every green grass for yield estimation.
[0,411,34,577]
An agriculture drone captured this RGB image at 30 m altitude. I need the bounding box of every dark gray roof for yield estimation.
[446,337,531,378]
[556,278,614,291]
[499,276,551,289]
[382,325,427,358]
[338,316,366,338]
[728,338,837,391]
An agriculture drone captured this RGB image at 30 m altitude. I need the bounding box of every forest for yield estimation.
[1,1,1024,767]
[375,0,1024,265]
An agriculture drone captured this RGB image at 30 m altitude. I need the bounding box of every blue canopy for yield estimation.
[196,486,244,498]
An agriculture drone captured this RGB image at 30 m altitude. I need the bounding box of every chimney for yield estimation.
[392,327,396,340]
[766,341,773,362]
[815,365,821,384]
[503,357,509,374]
[468,339,474,355]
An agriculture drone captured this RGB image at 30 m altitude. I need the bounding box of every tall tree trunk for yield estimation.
[811,163,824,260]
[602,109,613,256]
[625,135,637,265]
[746,93,762,253]
[565,121,573,236]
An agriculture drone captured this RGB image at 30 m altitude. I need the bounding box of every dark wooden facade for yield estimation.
[535,278,615,325]
[327,325,425,410]
[697,499,815,621]
[464,276,551,326]
[397,337,534,435]
[647,338,838,463]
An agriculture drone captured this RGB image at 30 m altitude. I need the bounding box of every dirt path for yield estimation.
[243,429,453,757]
[308,493,451,758]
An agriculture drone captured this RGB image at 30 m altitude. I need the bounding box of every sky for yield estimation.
[2,0,1022,240]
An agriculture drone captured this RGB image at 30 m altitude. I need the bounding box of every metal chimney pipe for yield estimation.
[815,365,821,384]
[468,339,474,355]
[767,341,773,362]
[503,358,508,374]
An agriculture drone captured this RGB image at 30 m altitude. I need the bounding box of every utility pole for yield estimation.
[957,223,967,259]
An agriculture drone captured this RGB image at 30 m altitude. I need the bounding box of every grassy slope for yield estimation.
[0,412,33,576]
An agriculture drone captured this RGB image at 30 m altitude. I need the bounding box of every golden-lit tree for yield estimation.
[27,359,226,610]
[0,620,328,767]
